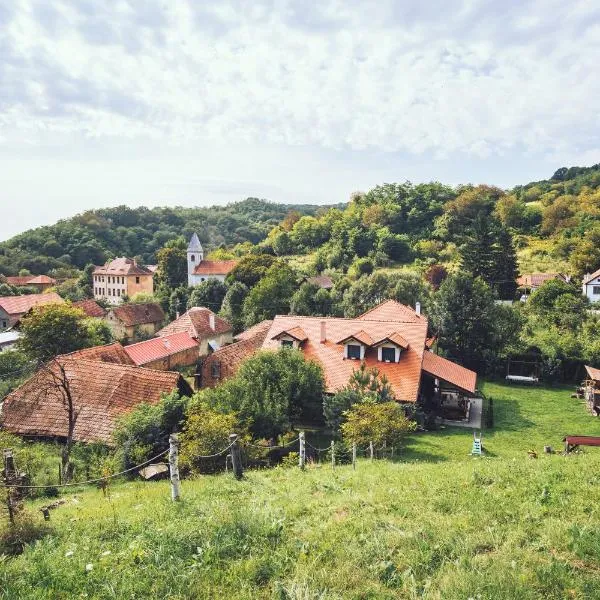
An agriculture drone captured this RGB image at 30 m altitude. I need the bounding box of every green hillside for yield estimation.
[3,381,600,599]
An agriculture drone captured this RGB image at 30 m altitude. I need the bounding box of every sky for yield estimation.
[1,0,599,241]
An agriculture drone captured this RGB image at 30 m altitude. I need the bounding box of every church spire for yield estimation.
[188,233,203,252]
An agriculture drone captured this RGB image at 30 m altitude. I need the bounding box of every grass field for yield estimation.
[2,381,600,599]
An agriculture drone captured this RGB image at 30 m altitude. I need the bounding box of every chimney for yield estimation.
[320,321,326,343]
[415,301,421,316]
[209,312,215,331]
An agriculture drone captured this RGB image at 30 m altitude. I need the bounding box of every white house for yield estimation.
[582,268,600,303]
[187,233,238,287]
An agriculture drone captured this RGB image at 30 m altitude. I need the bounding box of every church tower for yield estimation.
[187,233,203,286]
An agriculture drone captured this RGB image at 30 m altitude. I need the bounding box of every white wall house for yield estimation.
[187,233,238,287]
[583,268,600,303]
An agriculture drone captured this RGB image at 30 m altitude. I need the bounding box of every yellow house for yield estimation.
[93,257,154,305]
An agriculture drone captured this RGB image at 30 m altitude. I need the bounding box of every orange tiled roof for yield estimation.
[336,330,374,346]
[66,342,134,365]
[234,320,273,342]
[94,257,153,277]
[0,358,188,443]
[156,307,232,339]
[0,292,64,317]
[421,351,477,394]
[357,299,426,323]
[73,299,107,318]
[193,260,238,276]
[111,303,165,327]
[585,365,600,381]
[273,326,309,342]
[124,332,199,366]
[5,275,56,286]
[372,331,410,349]
[262,308,429,402]
[517,273,565,288]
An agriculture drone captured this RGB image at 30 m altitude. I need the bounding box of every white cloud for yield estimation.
[1,0,599,159]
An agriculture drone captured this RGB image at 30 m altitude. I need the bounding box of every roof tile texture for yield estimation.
[1,359,183,443]
[124,332,199,366]
[421,351,477,394]
[193,260,238,276]
[73,299,107,318]
[0,292,64,316]
[156,307,232,339]
[94,257,154,276]
[111,303,165,327]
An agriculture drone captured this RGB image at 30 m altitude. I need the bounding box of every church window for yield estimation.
[190,255,195,262]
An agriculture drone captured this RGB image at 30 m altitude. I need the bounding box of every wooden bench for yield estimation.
[563,435,600,453]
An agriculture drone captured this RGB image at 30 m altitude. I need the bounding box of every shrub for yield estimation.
[340,401,416,449]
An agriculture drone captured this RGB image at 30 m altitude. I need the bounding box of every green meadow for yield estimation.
[2,380,600,599]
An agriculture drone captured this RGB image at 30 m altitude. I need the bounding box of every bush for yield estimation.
[179,400,249,474]
[112,391,188,470]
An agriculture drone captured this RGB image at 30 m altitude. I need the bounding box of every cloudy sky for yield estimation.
[1,0,599,240]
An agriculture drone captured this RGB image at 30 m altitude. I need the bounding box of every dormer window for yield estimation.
[347,344,361,360]
[281,339,294,348]
[381,347,396,362]
[271,326,308,350]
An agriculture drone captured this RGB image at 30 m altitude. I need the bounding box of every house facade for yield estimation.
[105,302,165,342]
[582,268,600,303]
[93,257,154,305]
[156,306,233,355]
[0,292,64,330]
[197,301,477,405]
[517,273,568,298]
[187,233,238,286]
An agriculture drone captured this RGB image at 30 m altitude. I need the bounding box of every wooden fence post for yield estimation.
[352,443,357,470]
[3,449,16,525]
[330,441,335,469]
[168,434,181,501]
[369,441,374,462]
[299,431,306,470]
[229,433,243,480]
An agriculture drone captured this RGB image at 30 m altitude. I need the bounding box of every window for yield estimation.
[593,286,600,295]
[381,347,396,362]
[211,361,221,379]
[1,320,7,329]
[117,289,121,297]
[190,254,195,262]
[281,339,294,348]
[108,289,111,296]
[347,344,361,359]
[136,276,140,284]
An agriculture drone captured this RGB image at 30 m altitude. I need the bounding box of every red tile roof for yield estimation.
[0,358,189,443]
[201,320,272,386]
[67,342,134,365]
[357,299,426,323]
[336,330,375,346]
[5,275,56,286]
[124,332,199,366]
[260,301,476,402]
[273,326,309,342]
[111,303,165,327]
[517,273,565,288]
[0,292,64,317]
[73,299,107,318]
[373,332,410,349]
[193,260,238,276]
[234,320,273,342]
[421,351,477,394]
[94,257,153,277]
[585,365,600,381]
[156,307,232,339]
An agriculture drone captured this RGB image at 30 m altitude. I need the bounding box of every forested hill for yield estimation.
[0,199,334,276]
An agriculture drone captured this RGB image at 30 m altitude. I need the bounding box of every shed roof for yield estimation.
[585,365,600,381]
[156,307,232,339]
[124,332,199,366]
[0,293,64,317]
[421,351,477,394]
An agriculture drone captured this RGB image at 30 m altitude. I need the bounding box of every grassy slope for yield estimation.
[3,382,600,599]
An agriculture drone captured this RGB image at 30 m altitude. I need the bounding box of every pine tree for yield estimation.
[492,227,519,300]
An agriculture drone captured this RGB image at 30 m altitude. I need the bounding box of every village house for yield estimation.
[156,306,233,355]
[105,302,165,342]
[123,332,200,370]
[583,365,600,415]
[200,320,272,388]
[517,273,568,299]
[0,356,192,444]
[93,257,154,305]
[4,274,57,292]
[582,268,600,303]
[199,301,477,415]
[187,233,238,286]
[0,292,64,330]
[73,299,107,318]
